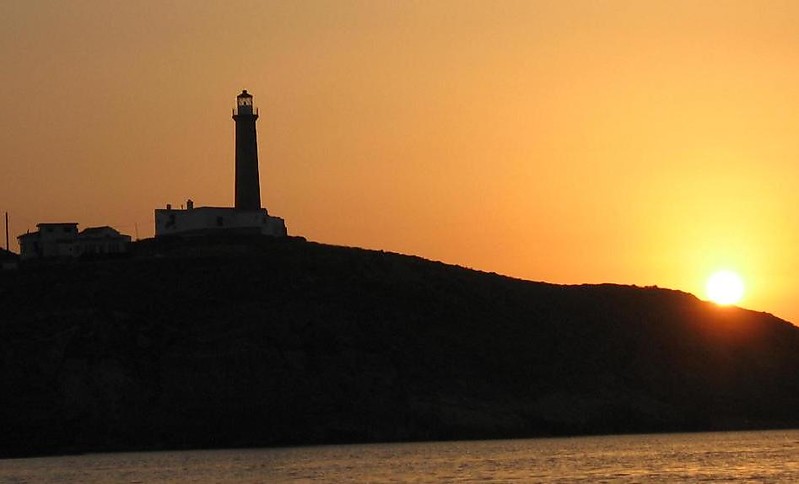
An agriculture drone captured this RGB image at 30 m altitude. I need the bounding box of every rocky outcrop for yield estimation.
[2,236,799,457]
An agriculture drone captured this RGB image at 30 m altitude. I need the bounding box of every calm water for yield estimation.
[3,430,799,482]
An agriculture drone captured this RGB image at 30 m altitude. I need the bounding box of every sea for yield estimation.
[2,429,799,482]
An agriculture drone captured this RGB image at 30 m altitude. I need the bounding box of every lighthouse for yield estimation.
[233,90,261,210]
[153,90,287,238]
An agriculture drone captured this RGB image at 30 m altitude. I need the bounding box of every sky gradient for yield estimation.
[2,1,799,322]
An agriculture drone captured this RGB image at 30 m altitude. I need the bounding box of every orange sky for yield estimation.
[2,1,799,323]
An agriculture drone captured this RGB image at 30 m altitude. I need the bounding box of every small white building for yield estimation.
[154,202,287,237]
[17,223,132,260]
[18,222,79,260]
[77,226,133,255]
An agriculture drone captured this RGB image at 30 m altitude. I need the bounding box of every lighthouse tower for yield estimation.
[233,90,261,210]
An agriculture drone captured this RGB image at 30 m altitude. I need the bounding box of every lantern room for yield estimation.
[235,90,255,115]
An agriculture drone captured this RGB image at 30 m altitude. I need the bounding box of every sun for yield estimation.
[706,270,745,305]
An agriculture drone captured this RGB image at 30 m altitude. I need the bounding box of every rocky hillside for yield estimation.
[2,235,799,457]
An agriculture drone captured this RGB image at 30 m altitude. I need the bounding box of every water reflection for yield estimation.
[3,429,798,482]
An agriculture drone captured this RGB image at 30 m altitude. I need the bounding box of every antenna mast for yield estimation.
[4,212,8,251]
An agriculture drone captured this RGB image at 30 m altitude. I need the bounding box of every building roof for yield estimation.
[36,222,79,227]
[80,226,120,236]
[155,206,268,213]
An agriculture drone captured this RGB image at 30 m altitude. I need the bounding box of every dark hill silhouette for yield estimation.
[1,235,798,457]
[0,248,18,262]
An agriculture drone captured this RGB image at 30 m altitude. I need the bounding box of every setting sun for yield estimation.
[706,270,745,305]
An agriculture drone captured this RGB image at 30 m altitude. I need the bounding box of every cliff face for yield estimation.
[2,236,799,457]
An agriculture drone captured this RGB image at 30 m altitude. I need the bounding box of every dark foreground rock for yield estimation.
[2,235,799,457]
